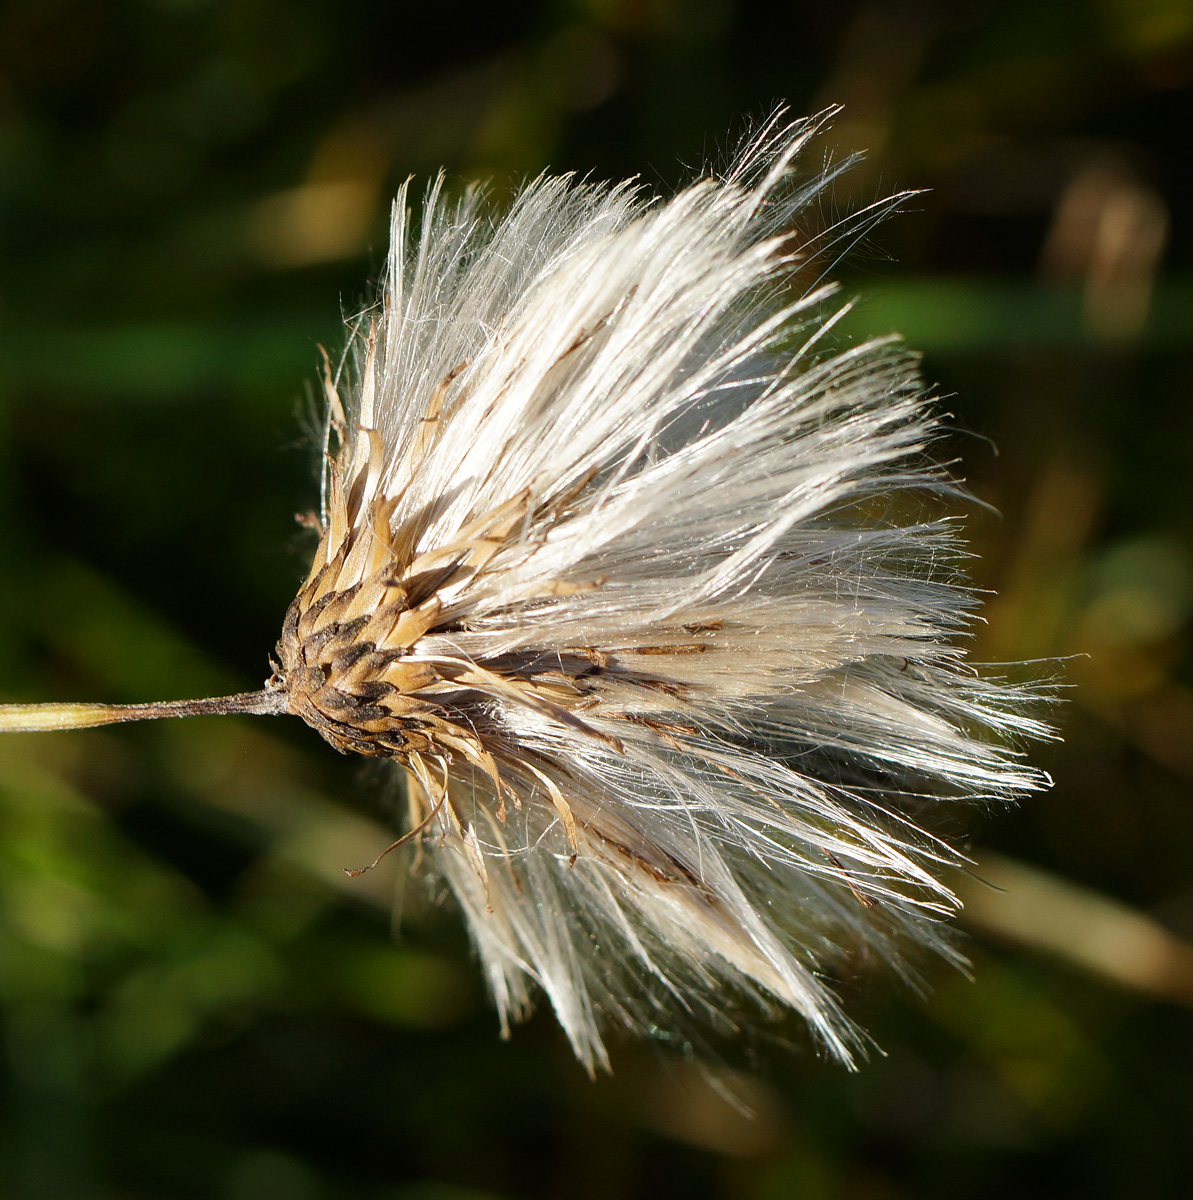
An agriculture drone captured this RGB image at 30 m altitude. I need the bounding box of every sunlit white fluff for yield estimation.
[269,109,1048,1072]
[0,110,1050,1072]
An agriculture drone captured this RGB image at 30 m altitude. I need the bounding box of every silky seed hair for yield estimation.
[0,110,1051,1072]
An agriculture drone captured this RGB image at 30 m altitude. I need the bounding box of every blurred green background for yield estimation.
[1,1,1192,1197]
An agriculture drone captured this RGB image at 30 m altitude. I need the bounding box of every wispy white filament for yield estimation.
[316,110,1051,1070]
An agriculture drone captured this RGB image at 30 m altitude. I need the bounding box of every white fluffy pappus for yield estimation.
[0,110,1052,1072]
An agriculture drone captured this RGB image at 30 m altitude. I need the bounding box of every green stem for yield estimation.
[0,689,286,733]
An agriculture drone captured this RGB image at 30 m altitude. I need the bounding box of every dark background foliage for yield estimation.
[1,1,1191,1197]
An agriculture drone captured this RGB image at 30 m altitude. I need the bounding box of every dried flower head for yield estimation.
[0,111,1050,1071]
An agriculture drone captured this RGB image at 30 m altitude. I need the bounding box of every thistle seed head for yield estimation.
[0,110,1054,1073]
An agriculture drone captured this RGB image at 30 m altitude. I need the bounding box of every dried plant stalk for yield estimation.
[0,111,1051,1071]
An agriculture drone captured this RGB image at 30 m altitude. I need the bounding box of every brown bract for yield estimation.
[267,349,617,799]
[272,548,448,759]
[268,462,637,772]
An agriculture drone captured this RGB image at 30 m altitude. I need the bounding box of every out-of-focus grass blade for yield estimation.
[844,278,1192,350]
[0,279,1188,404]
[958,850,1193,1005]
[0,317,338,399]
